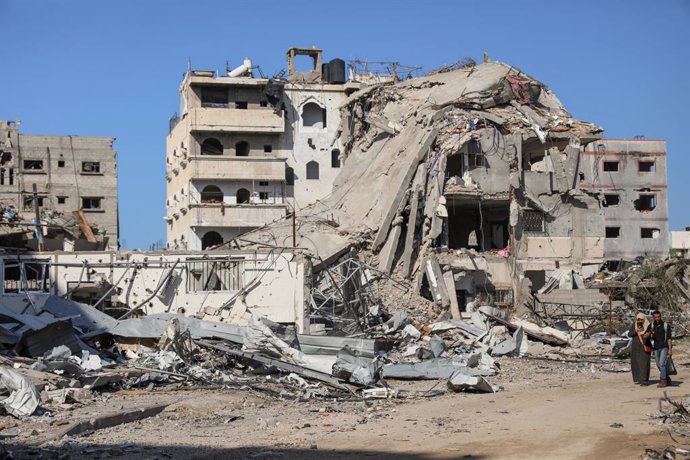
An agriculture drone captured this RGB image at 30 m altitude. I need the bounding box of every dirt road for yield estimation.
[2,351,684,459]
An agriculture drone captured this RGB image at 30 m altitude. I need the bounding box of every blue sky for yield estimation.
[2,0,689,249]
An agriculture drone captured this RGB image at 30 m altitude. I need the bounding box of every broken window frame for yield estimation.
[185,259,243,293]
[23,195,44,211]
[22,159,44,172]
[81,161,101,174]
[3,259,51,295]
[603,194,620,207]
[635,194,657,212]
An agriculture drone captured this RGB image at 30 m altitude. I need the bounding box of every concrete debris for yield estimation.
[447,370,496,393]
[331,346,378,385]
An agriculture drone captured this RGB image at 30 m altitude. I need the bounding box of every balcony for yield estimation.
[188,204,288,228]
[185,156,286,181]
[188,107,284,133]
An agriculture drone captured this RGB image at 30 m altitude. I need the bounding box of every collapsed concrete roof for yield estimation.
[230,61,603,268]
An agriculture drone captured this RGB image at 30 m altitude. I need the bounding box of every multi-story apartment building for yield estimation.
[0,120,118,249]
[166,47,360,250]
[582,138,669,260]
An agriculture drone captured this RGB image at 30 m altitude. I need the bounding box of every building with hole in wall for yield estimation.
[0,120,118,250]
[581,138,669,260]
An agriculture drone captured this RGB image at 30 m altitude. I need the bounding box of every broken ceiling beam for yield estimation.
[372,128,438,252]
[402,184,423,278]
[425,254,450,308]
[365,114,400,135]
[33,403,170,446]
[378,223,402,274]
[443,270,462,320]
[479,310,568,347]
[72,210,97,243]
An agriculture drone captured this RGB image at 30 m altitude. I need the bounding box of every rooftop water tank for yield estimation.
[329,58,346,84]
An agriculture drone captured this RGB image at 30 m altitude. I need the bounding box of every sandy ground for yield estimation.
[1,346,688,459]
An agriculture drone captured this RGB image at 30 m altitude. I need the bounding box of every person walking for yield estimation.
[628,312,651,384]
[651,310,673,388]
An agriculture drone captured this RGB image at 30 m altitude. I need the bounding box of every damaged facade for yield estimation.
[166,47,359,250]
[0,120,118,250]
[581,138,669,260]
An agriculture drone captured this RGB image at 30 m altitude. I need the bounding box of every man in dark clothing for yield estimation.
[651,310,673,388]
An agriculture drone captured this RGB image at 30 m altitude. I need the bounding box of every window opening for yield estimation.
[634,194,656,212]
[235,141,249,156]
[606,227,621,238]
[603,161,619,172]
[201,86,229,108]
[236,188,250,204]
[302,102,326,128]
[3,260,50,294]
[82,197,102,210]
[639,161,655,172]
[641,228,660,239]
[201,138,223,155]
[603,194,620,207]
[306,161,319,180]
[286,167,295,186]
[200,185,223,204]
[81,161,101,173]
[331,149,341,168]
[23,160,43,171]
[186,259,242,291]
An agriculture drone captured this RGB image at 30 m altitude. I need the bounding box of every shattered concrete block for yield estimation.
[447,370,496,393]
[429,335,446,357]
[402,324,421,340]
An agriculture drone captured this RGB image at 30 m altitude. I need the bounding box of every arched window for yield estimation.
[302,102,326,128]
[235,141,250,156]
[201,138,223,155]
[306,161,319,180]
[286,166,295,186]
[200,185,223,204]
[201,231,223,250]
[331,149,341,168]
[236,188,251,204]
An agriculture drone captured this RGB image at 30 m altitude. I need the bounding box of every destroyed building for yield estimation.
[0,120,118,250]
[0,58,685,429]
[166,47,359,250]
[582,138,669,260]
